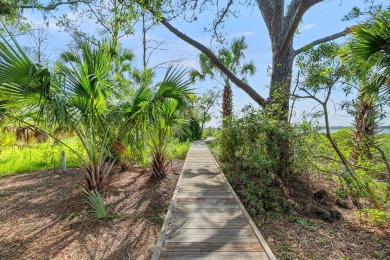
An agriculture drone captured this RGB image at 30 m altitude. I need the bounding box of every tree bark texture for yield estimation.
[222,81,233,124]
[351,91,375,164]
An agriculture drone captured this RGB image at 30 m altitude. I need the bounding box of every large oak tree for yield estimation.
[139,0,359,175]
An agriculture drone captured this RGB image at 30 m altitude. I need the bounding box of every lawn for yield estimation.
[0,137,85,176]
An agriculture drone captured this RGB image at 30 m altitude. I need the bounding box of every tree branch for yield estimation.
[293,27,351,56]
[21,1,89,11]
[208,0,234,41]
[281,0,323,52]
[159,17,267,108]
[256,0,273,33]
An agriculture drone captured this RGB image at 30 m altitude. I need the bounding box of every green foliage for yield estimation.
[202,127,219,138]
[180,117,202,141]
[0,1,31,33]
[54,0,142,47]
[349,10,390,94]
[296,42,350,92]
[215,105,312,214]
[84,189,119,220]
[0,136,84,176]
[356,208,390,227]
[119,66,193,178]
[167,139,190,160]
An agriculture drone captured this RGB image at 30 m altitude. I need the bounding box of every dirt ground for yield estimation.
[0,161,183,260]
[260,210,390,259]
[257,175,390,260]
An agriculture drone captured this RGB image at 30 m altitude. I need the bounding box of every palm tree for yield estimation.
[348,11,390,165]
[350,11,390,96]
[121,66,192,178]
[0,34,118,192]
[190,37,256,126]
[0,32,193,190]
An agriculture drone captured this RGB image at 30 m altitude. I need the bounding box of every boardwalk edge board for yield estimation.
[151,145,191,260]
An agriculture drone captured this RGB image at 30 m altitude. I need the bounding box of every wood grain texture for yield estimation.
[160,251,269,260]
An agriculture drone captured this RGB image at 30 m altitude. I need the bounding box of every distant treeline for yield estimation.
[320,126,390,129]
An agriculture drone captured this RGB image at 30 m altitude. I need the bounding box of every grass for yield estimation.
[167,139,191,160]
[0,136,85,176]
[0,136,190,176]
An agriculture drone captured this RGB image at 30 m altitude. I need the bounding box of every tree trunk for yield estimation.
[269,47,294,119]
[267,45,294,177]
[351,91,375,164]
[142,10,147,68]
[222,80,233,127]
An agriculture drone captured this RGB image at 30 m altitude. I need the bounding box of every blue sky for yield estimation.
[17,0,389,127]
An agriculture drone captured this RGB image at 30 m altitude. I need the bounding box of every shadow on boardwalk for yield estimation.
[152,143,275,259]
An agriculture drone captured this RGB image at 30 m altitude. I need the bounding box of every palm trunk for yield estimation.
[220,80,235,162]
[222,80,233,127]
[351,91,375,164]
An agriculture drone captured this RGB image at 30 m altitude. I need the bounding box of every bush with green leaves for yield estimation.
[356,208,390,228]
[167,139,191,160]
[216,105,312,215]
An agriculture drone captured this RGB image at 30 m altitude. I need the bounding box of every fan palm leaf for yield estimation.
[0,32,51,111]
[350,11,390,95]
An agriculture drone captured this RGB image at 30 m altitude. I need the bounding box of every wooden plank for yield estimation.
[172,212,242,218]
[165,234,259,243]
[177,187,230,192]
[160,252,269,260]
[175,198,237,204]
[176,191,231,196]
[169,216,247,224]
[178,185,227,190]
[162,242,263,252]
[153,143,275,260]
[173,208,241,214]
[181,180,226,186]
[207,148,277,260]
[176,194,233,199]
[181,170,220,174]
[151,146,192,260]
[179,181,225,185]
[181,175,223,179]
[174,204,240,209]
[166,228,255,236]
[168,222,250,229]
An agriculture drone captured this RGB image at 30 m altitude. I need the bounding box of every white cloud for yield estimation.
[300,23,318,32]
[226,31,256,38]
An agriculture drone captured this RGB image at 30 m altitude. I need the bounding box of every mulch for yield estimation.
[0,161,183,260]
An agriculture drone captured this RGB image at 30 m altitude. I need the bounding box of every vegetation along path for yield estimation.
[152,142,276,259]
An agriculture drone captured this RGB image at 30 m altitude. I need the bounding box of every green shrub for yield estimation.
[356,208,390,227]
[167,139,191,160]
[84,190,119,220]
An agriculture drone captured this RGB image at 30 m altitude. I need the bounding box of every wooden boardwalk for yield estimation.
[152,142,276,260]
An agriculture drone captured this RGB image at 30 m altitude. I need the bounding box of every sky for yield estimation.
[16,0,389,127]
